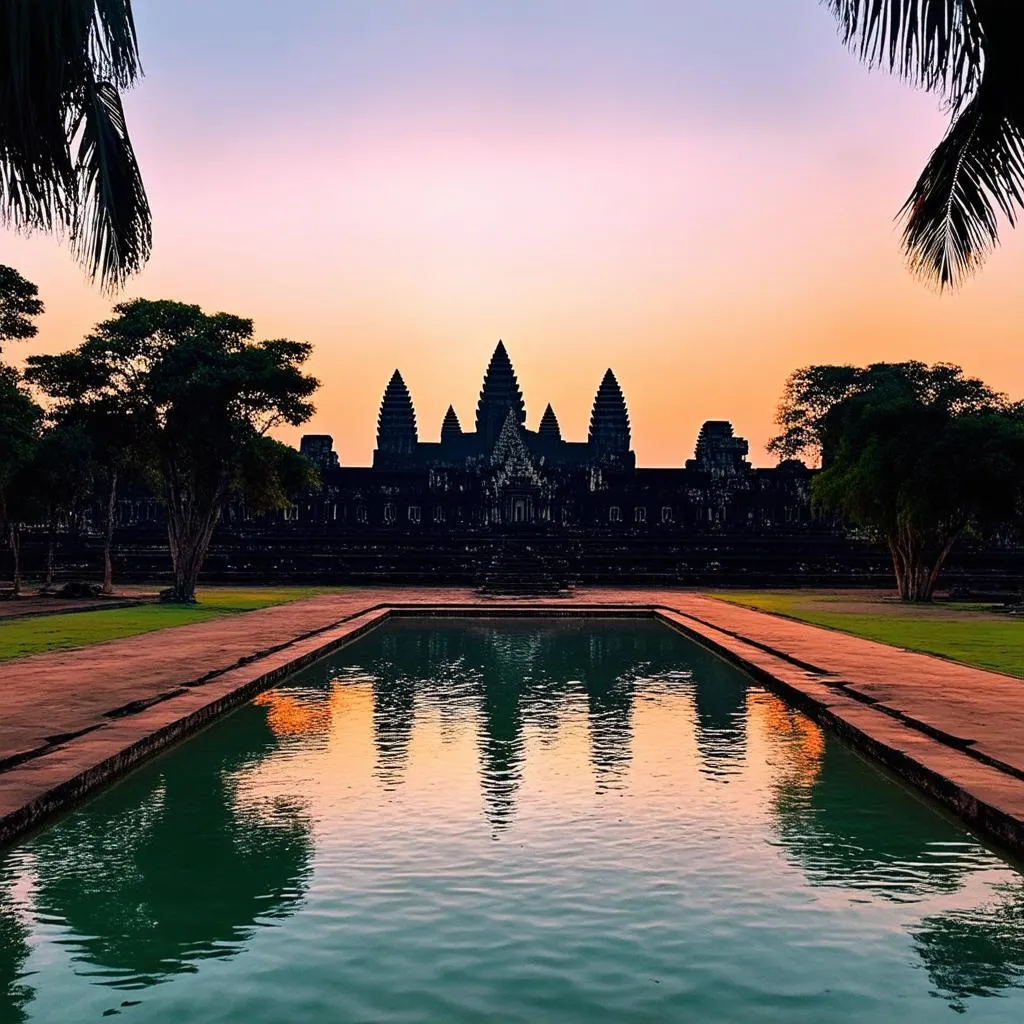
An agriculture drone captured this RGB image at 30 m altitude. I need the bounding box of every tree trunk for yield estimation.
[102,468,118,595]
[8,522,21,598]
[168,537,207,603]
[44,503,56,590]
[164,469,226,604]
[887,525,961,602]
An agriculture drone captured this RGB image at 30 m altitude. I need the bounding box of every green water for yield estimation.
[2,618,1023,1022]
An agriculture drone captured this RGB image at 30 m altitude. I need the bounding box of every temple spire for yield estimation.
[476,340,526,444]
[538,403,561,442]
[376,369,418,455]
[440,404,462,444]
[588,369,630,459]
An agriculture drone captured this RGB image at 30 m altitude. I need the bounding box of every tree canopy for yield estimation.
[27,299,320,601]
[0,263,44,351]
[826,1,1024,287]
[771,361,1024,600]
[0,2,150,290]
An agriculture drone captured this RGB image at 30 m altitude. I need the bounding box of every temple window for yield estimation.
[634,506,646,524]
[661,505,673,524]
[408,505,421,524]
[384,503,396,524]
[356,505,368,524]
[433,505,446,523]
[609,506,621,523]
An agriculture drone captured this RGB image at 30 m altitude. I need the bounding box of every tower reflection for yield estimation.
[351,618,753,827]
[683,640,748,781]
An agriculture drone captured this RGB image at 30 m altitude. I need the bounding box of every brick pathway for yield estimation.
[1,586,1022,853]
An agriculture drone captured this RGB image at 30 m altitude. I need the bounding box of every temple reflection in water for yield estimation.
[3,619,1024,1021]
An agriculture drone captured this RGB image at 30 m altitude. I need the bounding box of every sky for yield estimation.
[4,0,1024,467]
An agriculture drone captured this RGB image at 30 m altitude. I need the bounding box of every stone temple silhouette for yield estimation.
[294,340,812,533]
[370,341,634,472]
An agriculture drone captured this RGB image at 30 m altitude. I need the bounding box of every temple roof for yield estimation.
[376,369,418,454]
[440,404,462,443]
[476,340,526,443]
[588,369,630,454]
[538,403,561,442]
[491,408,535,477]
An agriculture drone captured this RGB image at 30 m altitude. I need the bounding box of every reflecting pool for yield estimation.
[3,618,1024,1022]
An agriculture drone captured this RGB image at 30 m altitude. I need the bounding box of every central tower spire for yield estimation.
[588,368,631,462]
[375,369,418,456]
[475,340,526,445]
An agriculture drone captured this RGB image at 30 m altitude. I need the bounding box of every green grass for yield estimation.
[710,591,1023,677]
[0,587,331,662]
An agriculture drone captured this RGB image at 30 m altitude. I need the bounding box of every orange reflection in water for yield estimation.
[254,690,333,738]
[746,689,825,794]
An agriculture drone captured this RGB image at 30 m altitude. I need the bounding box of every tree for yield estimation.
[771,362,1024,601]
[826,2,1024,288]
[0,364,42,595]
[28,299,320,602]
[0,2,151,290]
[0,264,44,352]
[31,414,95,589]
[23,350,148,593]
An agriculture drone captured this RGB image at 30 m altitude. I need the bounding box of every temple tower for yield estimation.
[687,421,749,476]
[375,369,418,459]
[476,341,526,446]
[588,369,631,462]
[538,403,562,442]
[440,404,462,445]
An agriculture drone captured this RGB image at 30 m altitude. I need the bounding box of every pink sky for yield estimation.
[4,1,1022,466]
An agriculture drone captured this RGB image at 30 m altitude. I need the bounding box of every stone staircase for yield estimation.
[478,541,571,596]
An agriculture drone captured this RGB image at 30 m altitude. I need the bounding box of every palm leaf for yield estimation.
[0,0,149,289]
[900,80,1024,288]
[824,1,983,108]
[825,1,1024,286]
[71,72,152,290]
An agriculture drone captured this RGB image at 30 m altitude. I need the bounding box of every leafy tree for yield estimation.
[31,414,95,589]
[826,2,1024,287]
[0,364,42,595]
[24,354,148,593]
[28,299,320,602]
[0,2,150,290]
[771,362,1024,601]
[0,264,44,352]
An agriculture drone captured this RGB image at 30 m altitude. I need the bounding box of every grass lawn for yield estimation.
[709,590,1023,678]
[0,587,332,662]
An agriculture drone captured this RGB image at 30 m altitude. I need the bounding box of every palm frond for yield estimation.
[89,0,142,86]
[0,0,149,289]
[900,81,1024,288]
[824,1,983,109]
[71,72,152,291]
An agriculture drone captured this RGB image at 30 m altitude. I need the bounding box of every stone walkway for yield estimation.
[1,587,1022,853]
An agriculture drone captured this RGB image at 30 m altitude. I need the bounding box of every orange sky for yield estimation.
[3,2,1023,467]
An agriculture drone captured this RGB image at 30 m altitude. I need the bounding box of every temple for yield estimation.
[367,342,634,472]
[32,344,1017,587]
[294,340,812,533]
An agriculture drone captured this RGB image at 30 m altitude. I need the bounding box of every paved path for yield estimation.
[1,587,1022,853]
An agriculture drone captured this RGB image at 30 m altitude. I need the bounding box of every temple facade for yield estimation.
[293,341,815,534]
